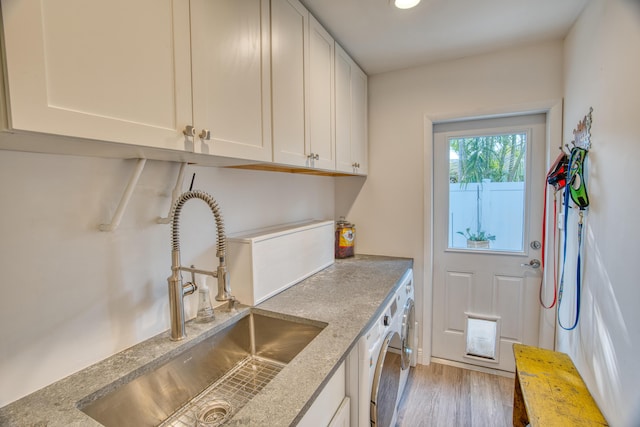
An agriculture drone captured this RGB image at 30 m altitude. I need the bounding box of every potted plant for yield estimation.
[457,227,495,249]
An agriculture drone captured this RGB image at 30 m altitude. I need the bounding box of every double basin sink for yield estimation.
[78,310,325,426]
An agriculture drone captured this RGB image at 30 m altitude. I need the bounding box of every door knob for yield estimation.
[521,259,541,269]
[183,125,196,137]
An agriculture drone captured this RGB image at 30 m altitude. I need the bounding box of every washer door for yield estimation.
[401,298,415,370]
[371,331,402,427]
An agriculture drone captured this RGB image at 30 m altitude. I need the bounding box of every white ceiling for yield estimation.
[299,0,590,75]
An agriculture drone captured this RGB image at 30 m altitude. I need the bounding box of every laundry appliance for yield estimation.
[356,268,415,427]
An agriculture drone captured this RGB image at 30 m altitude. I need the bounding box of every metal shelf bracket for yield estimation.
[99,158,147,232]
[157,162,188,224]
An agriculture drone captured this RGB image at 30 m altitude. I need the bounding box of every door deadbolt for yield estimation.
[530,241,542,250]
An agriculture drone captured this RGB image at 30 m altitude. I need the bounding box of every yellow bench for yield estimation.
[512,344,608,426]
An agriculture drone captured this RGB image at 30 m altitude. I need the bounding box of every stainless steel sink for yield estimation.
[78,311,325,427]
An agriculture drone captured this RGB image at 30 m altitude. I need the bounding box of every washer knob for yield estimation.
[383,315,391,326]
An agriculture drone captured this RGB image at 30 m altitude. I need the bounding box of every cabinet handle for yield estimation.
[199,129,211,140]
[183,125,196,137]
[352,162,360,168]
[308,153,319,160]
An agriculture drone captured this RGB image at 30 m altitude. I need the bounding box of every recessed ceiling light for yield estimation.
[394,0,421,9]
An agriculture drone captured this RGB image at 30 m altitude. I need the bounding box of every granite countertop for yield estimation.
[0,254,413,427]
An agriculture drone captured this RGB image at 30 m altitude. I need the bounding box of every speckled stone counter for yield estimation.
[0,255,413,427]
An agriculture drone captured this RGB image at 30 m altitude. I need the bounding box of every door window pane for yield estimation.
[448,133,527,252]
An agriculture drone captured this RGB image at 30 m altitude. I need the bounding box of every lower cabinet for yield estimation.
[297,361,349,427]
[328,396,351,427]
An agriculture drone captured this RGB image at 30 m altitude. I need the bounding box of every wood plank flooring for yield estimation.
[396,363,514,427]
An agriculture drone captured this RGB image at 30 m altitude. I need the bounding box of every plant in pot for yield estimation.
[457,227,495,249]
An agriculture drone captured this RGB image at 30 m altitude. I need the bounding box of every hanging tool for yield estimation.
[539,151,568,309]
[558,146,589,330]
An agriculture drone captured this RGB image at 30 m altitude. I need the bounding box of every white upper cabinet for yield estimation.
[190,0,272,161]
[335,46,352,173]
[1,0,365,174]
[271,0,336,170]
[0,0,193,151]
[350,63,368,175]
[335,44,368,175]
[1,0,271,161]
[271,0,309,167]
[308,15,336,171]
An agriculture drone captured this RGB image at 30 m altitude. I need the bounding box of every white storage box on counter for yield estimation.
[227,220,334,305]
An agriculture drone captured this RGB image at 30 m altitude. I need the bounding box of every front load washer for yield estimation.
[371,330,402,426]
[358,292,402,427]
[396,269,416,405]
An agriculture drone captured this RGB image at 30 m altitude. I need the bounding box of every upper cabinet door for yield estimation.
[335,44,368,175]
[271,0,310,167]
[351,64,368,175]
[0,0,192,150]
[335,45,353,174]
[308,15,335,171]
[190,0,272,162]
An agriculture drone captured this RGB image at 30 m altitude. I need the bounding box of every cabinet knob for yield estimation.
[308,153,319,161]
[352,162,360,168]
[199,129,211,140]
[183,125,196,137]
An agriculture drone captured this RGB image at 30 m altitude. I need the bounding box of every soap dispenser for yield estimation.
[196,277,215,323]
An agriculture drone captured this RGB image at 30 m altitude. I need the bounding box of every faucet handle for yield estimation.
[227,296,239,312]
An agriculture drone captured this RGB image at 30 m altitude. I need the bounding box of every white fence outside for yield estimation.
[448,181,525,252]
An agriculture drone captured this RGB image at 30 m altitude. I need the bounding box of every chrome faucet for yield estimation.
[167,190,231,341]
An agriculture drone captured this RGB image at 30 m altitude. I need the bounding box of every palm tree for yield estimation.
[450,133,526,187]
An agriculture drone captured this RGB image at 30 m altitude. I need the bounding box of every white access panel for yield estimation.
[227,220,334,305]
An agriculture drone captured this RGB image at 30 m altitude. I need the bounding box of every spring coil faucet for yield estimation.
[168,190,231,341]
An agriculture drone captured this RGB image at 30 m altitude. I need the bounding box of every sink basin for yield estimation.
[79,311,325,427]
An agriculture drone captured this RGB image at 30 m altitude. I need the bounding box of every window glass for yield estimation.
[448,133,527,252]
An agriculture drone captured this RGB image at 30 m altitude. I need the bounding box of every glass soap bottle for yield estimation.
[196,279,215,323]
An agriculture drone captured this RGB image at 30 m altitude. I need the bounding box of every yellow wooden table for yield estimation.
[513,344,608,426]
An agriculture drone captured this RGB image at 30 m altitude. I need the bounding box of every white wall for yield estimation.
[334,41,564,362]
[560,1,640,425]
[0,149,335,406]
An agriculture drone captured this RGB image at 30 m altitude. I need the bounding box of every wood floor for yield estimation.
[396,362,514,427]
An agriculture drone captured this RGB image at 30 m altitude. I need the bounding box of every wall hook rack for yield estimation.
[562,107,593,153]
[99,158,147,232]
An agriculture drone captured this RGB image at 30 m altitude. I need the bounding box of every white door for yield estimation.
[432,114,546,373]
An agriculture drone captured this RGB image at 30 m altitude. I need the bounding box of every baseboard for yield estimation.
[430,357,515,379]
